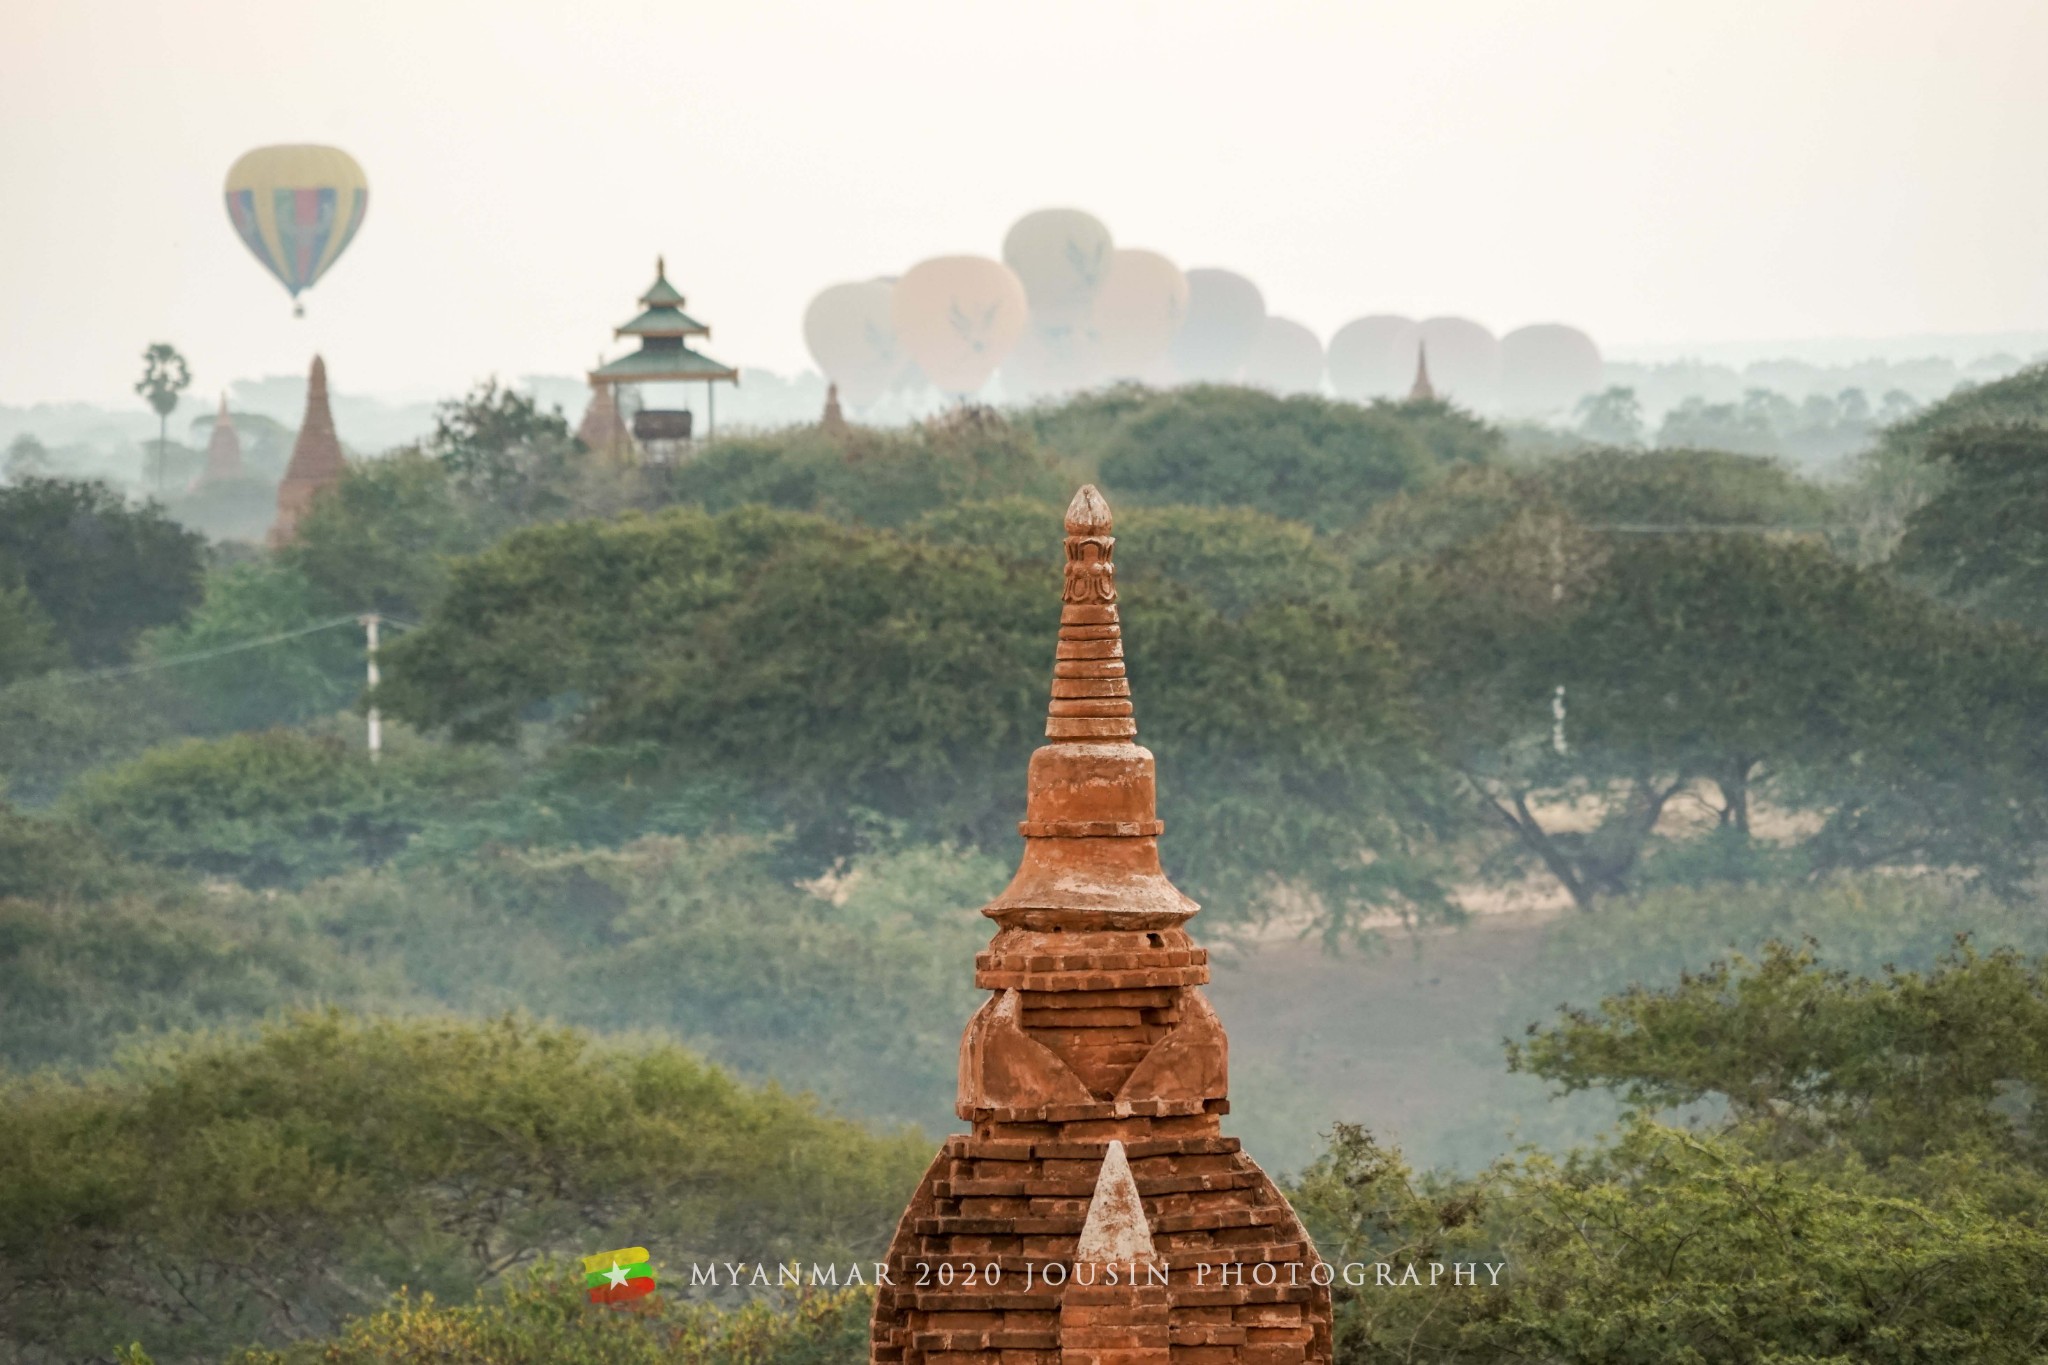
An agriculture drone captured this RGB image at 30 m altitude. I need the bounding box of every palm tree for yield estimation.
[134,343,192,492]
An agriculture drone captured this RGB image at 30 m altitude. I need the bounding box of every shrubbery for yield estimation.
[0,1014,926,1363]
[1288,943,2048,1360]
[0,821,991,1122]
[226,1279,871,1365]
[52,945,2047,1364]
[1092,385,1497,532]
[57,728,513,887]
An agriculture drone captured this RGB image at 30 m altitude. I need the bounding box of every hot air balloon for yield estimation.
[1417,317,1501,411]
[890,256,1029,396]
[1003,324,1099,399]
[1242,317,1324,394]
[1002,209,1114,330]
[224,145,368,316]
[804,281,909,407]
[1501,324,1604,419]
[1327,316,1419,401]
[1086,249,1189,383]
[1169,269,1265,383]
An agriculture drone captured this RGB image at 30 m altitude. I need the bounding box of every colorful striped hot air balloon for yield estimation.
[224,145,368,316]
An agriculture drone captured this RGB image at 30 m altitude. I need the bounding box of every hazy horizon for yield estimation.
[7,0,2046,405]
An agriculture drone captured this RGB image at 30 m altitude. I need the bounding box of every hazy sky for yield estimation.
[6,0,2046,404]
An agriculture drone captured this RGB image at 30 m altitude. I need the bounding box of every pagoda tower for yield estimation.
[201,394,243,484]
[1407,342,1436,402]
[576,378,633,459]
[269,355,346,547]
[821,382,850,439]
[871,488,1332,1365]
[589,257,739,452]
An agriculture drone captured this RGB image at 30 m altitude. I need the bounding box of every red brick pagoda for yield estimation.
[201,393,244,485]
[872,486,1332,1365]
[269,355,346,547]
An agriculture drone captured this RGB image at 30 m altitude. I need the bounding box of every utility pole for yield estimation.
[360,613,382,763]
[1550,524,1568,756]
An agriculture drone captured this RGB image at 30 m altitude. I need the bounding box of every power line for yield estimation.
[5,614,365,692]
[1588,523,1831,535]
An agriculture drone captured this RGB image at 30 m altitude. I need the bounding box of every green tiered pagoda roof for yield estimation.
[589,257,739,385]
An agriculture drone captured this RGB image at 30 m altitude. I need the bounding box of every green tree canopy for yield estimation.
[0,583,62,684]
[224,1277,871,1365]
[0,477,205,665]
[1535,445,1832,528]
[1510,941,2048,1167]
[1841,361,2048,561]
[56,728,511,887]
[0,1013,926,1363]
[672,405,1072,528]
[139,563,363,732]
[1572,385,1644,446]
[1095,385,1498,532]
[1292,1115,2048,1363]
[1384,509,2048,905]
[1883,360,2048,457]
[375,505,1437,918]
[427,377,579,512]
[915,498,1352,616]
[1893,422,2048,629]
[4,432,52,480]
[281,449,486,618]
[1286,945,2048,1360]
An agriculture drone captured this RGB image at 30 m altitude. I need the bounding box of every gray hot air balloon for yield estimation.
[1003,208,1115,330]
[1417,316,1501,411]
[804,281,906,407]
[1168,269,1266,383]
[1501,324,1604,419]
[1326,315,1420,401]
[1241,317,1325,395]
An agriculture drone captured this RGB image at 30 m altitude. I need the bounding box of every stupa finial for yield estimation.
[1050,484,1132,741]
[980,484,1191,927]
[1065,483,1112,536]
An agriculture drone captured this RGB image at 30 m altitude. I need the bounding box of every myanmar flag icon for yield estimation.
[583,1247,656,1304]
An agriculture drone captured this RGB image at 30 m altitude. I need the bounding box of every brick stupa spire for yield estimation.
[201,393,243,484]
[822,382,850,439]
[269,355,346,547]
[576,377,633,458]
[1407,341,1435,402]
[871,487,1332,1365]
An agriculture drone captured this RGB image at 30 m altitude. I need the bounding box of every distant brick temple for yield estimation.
[269,355,346,547]
[871,487,1332,1365]
[576,378,633,459]
[201,393,244,485]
